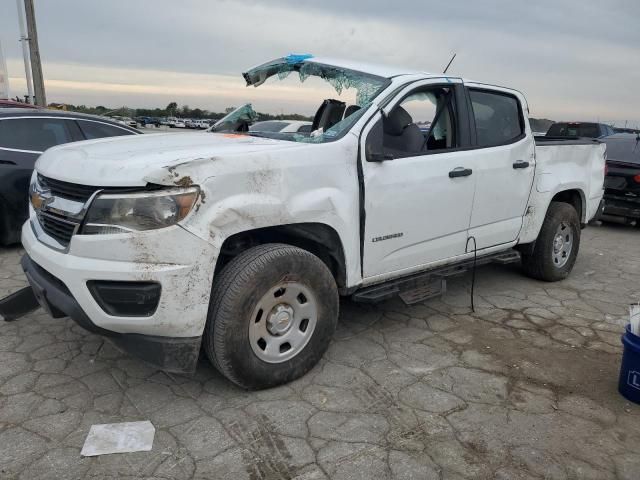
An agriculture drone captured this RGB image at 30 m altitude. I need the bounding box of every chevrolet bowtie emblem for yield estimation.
[30,189,53,210]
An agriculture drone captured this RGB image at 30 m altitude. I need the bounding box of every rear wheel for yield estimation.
[203,243,338,389]
[522,202,581,281]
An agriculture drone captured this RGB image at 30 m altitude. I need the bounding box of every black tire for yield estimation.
[203,243,338,389]
[521,202,581,282]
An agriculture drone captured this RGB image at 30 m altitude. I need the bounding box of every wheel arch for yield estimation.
[215,222,348,290]
[518,186,587,251]
[550,188,586,224]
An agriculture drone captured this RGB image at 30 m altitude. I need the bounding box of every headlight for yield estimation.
[82,187,199,234]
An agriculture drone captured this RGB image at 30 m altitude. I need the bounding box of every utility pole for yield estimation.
[16,0,34,104]
[23,0,46,106]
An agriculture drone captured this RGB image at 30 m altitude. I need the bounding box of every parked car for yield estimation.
[21,55,605,388]
[136,116,160,127]
[600,133,640,226]
[546,122,615,138]
[173,119,186,128]
[0,108,139,245]
[191,120,210,130]
[109,116,137,128]
[250,120,313,134]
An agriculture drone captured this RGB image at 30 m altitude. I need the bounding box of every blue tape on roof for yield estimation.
[285,54,314,65]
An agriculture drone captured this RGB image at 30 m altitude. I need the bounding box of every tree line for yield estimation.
[50,101,313,121]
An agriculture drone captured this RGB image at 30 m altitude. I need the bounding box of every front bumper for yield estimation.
[22,255,200,372]
[21,221,217,373]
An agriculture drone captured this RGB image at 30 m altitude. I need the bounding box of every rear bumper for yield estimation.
[602,193,640,220]
[21,254,201,373]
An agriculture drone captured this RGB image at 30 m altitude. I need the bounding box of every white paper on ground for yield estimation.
[81,421,155,457]
[630,304,640,336]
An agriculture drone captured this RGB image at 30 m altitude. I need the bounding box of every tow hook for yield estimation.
[0,287,39,322]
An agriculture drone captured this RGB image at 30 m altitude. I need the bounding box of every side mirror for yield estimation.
[365,115,394,162]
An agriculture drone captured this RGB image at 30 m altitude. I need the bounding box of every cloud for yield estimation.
[0,0,638,125]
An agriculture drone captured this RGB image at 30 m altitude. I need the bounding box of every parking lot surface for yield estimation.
[0,224,639,480]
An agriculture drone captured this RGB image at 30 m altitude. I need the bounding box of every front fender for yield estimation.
[175,139,362,287]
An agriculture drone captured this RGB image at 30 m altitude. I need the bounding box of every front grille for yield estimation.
[38,174,98,202]
[36,211,78,246]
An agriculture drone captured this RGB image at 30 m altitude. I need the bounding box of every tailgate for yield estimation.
[605,160,640,196]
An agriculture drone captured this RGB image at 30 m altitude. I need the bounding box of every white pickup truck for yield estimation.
[20,56,606,388]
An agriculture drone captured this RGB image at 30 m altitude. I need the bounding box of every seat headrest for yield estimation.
[344,105,361,118]
[384,106,413,136]
[312,99,346,132]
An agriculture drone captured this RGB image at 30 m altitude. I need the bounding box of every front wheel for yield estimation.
[521,202,581,282]
[203,243,339,389]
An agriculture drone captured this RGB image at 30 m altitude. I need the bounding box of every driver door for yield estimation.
[360,79,477,280]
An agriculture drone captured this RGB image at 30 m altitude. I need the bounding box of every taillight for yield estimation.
[604,163,609,176]
[634,174,640,184]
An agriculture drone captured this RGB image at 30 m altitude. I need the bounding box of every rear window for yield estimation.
[0,118,79,152]
[469,89,524,147]
[77,120,134,139]
[547,123,600,138]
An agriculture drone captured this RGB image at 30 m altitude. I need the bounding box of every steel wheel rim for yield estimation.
[249,281,318,363]
[552,221,573,268]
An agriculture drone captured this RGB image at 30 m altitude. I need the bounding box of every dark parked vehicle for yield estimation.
[136,116,161,127]
[0,109,140,245]
[601,133,640,226]
[546,122,615,139]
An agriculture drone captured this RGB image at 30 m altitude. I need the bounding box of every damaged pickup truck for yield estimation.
[19,55,606,388]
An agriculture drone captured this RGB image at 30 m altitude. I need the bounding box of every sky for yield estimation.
[0,0,638,126]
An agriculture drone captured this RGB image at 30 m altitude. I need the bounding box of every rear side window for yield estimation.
[469,89,524,147]
[77,120,134,139]
[0,118,80,152]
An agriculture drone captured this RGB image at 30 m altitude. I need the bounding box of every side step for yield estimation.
[352,249,521,305]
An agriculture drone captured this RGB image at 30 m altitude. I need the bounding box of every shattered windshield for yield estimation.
[209,56,390,143]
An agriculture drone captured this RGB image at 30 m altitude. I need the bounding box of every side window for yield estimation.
[382,86,456,156]
[0,118,80,152]
[77,120,134,139]
[469,89,524,147]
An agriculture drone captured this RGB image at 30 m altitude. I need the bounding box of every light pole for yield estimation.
[23,0,46,106]
[16,0,34,104]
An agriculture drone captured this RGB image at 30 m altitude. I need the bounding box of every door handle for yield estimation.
[513,160,530,169]
[449,167,473,178]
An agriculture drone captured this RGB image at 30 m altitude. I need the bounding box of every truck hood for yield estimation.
[36,132,304,187]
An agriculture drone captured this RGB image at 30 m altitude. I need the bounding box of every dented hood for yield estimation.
[36,132,304,187]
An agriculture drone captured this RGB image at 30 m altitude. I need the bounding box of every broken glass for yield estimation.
[246,60,387,107]
[214,57,392,143]
[210,104,258,133]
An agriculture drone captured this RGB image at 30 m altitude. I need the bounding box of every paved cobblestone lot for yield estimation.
[0,224,639,479]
